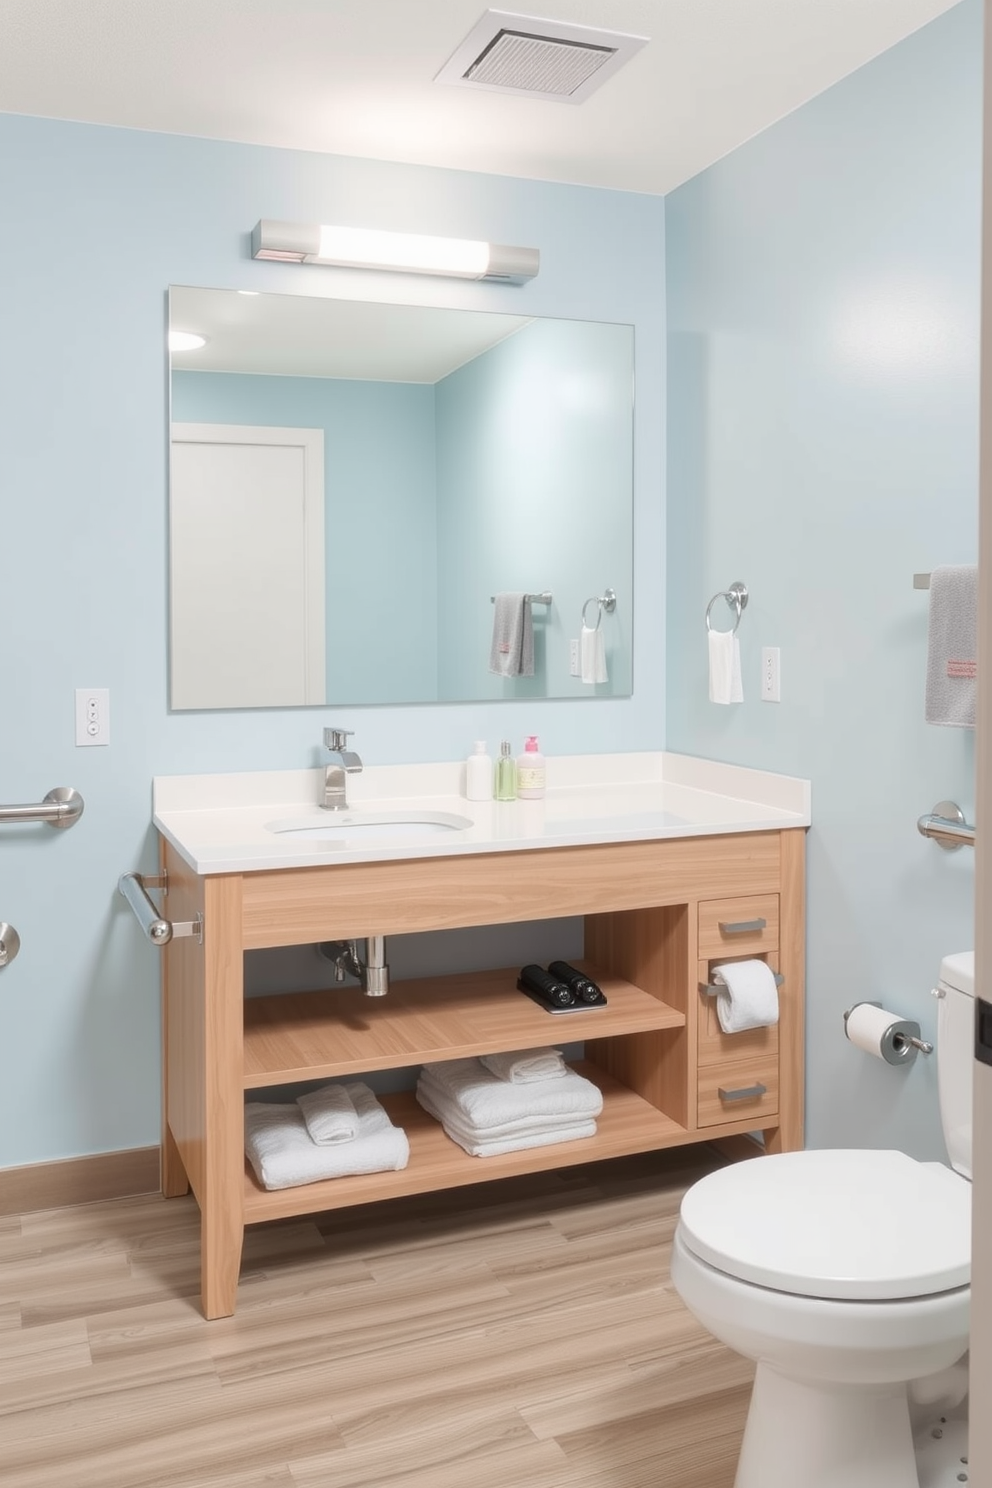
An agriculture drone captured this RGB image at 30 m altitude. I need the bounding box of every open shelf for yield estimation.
[243,1061,690,1223]
[242,963,685,1089]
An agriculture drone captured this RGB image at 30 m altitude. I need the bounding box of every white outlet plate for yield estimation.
[75,687,110,746]
[761,647,781,703]
[569,639,581,677]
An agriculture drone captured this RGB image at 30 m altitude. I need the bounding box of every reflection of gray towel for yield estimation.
[925,565,978,728]
[489,593,534,677]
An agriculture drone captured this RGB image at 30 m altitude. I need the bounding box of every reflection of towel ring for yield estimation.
[705,581,748,634]
[582,588,617,630]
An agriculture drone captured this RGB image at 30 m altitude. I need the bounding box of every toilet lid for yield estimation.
[678,1150,970,1301]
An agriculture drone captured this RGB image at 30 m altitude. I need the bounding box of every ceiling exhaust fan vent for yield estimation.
[436,10,648,104]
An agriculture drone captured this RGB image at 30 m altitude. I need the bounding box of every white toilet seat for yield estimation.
[678,1148,970,1301]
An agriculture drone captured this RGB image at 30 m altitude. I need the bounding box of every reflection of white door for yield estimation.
[170,423,325,709]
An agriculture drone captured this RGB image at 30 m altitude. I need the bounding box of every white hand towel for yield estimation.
[712,960,779,1034]
[479,1047,566,1084]
[296,1081,359,1145]
[419,1057,603,1129]
[925,564,978,727]
[418,1083,597,1157]
[417,1077,592,1141]
[580,624,608,684]
[708,628,743,705]
[245,1081,408,1191]
[489,593,535,677]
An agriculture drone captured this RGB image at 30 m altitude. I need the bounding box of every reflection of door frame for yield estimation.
[170,422,326,707]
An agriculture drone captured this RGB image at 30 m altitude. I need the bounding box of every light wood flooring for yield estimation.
[0,1148,753,1488]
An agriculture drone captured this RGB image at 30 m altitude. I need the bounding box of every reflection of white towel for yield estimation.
[489,593,535,677]
[296,1082,359,1144]
[712,960,779,1034]
[419,1057,602,1128]
[925,564,978,728]
[580,624,608,684]
[245,1082,408,1190]
[708,628,743,704]
[417,1082,596,1157]
[479,1047,566,1084]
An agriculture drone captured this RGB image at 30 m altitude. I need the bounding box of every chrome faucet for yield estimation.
[322,727,362,810]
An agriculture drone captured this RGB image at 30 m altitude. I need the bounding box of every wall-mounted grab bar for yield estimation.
[917,800,975,851]
[0,787,84,829]
[118,872,202,945]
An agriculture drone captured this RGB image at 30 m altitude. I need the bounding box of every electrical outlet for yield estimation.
[761,647,781,703]
[75,688,110,746]
[569,639,581,677]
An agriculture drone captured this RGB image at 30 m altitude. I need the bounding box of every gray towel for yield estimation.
[489,593,534,677]
[925,565,978,728]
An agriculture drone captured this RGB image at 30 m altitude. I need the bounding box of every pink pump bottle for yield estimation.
[516,736,546,799]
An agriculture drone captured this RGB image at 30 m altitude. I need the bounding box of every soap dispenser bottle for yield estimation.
[465,740,493,801]
[516,736,546,799]
[495,740,517,801]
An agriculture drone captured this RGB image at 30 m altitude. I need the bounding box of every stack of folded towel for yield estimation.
[416,1048,603,1158]
[244,1080,409,1191]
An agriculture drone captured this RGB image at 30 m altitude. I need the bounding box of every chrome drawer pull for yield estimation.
[718,917,767,935]
[718,1082,767,1102]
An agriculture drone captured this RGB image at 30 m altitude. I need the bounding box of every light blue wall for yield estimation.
[171,370,439,702]
[0,113,665,1166]
[666,0,981,1160]
[436,317,633,699]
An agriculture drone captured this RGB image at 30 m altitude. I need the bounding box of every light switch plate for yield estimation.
[75,688,110,746]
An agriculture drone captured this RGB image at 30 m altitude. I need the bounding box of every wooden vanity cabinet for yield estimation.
[159,826,806,1319]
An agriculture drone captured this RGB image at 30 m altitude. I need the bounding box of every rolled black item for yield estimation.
[517,964,576,1008]
[548,960,607,1005]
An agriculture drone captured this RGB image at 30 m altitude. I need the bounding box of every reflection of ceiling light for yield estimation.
[237,290,259,296]
[168,330,207,351]
[251,220,539,284]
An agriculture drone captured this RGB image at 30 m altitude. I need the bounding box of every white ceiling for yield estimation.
[0,0,960,195]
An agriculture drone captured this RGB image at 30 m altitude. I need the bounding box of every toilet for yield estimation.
[670,951,975,1488]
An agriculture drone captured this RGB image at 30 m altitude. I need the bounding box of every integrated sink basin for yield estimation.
[265,809,474,844]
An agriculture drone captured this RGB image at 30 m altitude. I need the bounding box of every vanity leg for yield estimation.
[765,828,806,1154]
[201,1200,245,1320]
[161,1122,190,1198]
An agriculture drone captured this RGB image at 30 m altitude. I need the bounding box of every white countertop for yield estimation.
[152,751,811,876]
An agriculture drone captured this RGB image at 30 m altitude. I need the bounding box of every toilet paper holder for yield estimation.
[843,1000,934,1066]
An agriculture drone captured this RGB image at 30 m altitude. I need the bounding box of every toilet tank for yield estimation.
[937,951,976,1179]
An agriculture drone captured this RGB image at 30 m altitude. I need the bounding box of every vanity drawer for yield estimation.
[698,895,779,958]
[697,1057,779,1128]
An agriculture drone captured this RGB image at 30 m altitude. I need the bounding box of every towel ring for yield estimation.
[582,588,617,631]
[705,581,748,635]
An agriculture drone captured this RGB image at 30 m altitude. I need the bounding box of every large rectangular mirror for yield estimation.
[168,286,633,710]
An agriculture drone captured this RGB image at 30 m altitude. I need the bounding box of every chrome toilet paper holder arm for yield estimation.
[843,1000,933,1066]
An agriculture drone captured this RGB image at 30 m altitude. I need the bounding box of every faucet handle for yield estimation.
[324,727,354,752]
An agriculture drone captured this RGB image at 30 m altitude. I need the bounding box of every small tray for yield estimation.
[518,985,609,1015]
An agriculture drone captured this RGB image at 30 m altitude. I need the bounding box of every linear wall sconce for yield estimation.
[251,219,539,284]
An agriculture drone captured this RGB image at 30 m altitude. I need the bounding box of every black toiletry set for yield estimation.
[517,961,608,1014]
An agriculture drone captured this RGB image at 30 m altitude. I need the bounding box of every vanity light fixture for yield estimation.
[168,330,208,352]
[250,220,539,284]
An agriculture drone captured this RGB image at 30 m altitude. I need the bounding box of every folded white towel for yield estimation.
[296,1081,359,1145]
[489,593,535,677]
[580,623,608,685]
[712,959,780,1034]
[245,1081,409,1191]
[417,1083,597,1157]
[925,564,978,727]
[479,1047,566,1084]
[419,1057,602,1129]
[708,627,743,705]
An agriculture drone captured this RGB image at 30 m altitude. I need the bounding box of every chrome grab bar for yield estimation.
[0,787,84,829]
[917,799,975,851]
[118,872,202,946]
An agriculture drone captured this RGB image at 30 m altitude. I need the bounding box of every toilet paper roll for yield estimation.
[844,1002,920,1065]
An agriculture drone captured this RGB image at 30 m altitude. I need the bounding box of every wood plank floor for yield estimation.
[0,1148,753,1487]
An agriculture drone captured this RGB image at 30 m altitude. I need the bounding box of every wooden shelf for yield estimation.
[243,1062,690,1223]
[242,964,684,1089]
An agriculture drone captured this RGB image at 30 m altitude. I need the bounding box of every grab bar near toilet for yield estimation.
[118,872,202,945]
[917,800,975,851]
